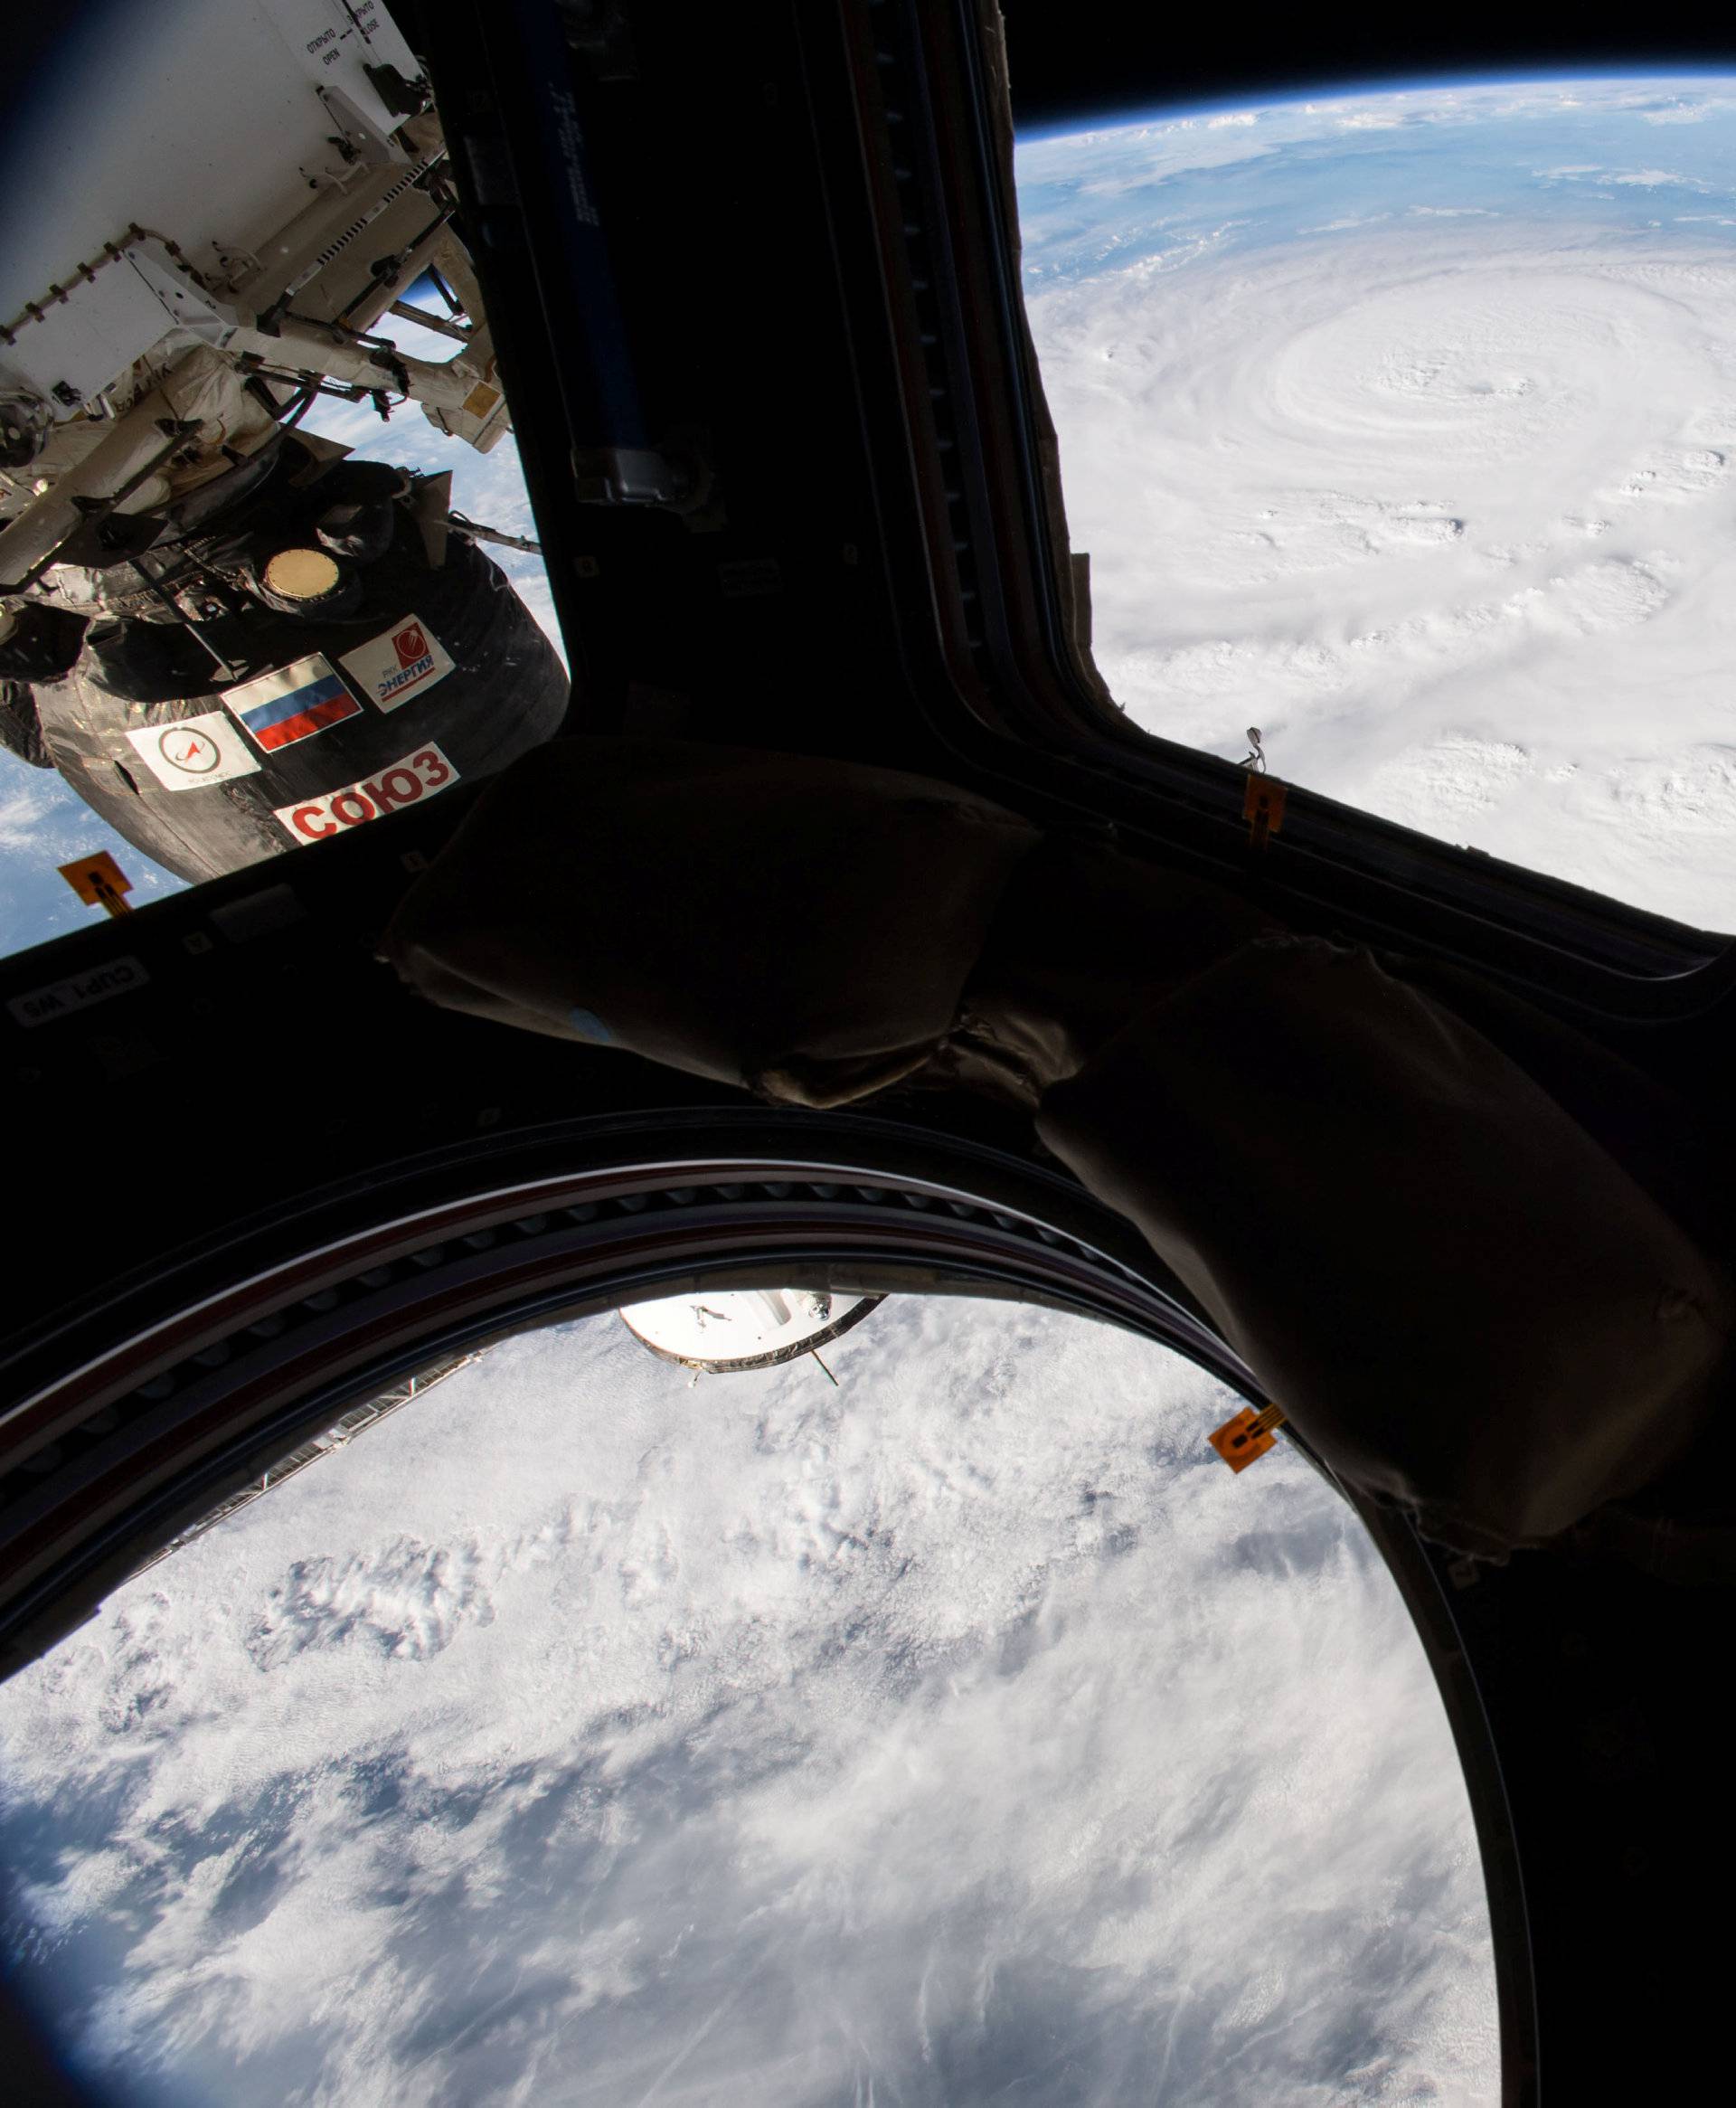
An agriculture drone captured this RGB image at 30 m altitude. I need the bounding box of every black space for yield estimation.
[10,11,1736,146]
[998,8,1736,131]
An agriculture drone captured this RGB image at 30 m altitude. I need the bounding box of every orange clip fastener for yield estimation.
[1208,1401,1288,1472]
[1242,773,1287,851]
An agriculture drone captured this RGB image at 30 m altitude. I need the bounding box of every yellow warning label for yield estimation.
[59,852,134,916]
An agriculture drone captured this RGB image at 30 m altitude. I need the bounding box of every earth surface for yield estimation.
[10,68,1736,2108]
[0,1305,1495,2107]
[1017,75,1736,931]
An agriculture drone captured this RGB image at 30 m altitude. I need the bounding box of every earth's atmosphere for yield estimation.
[1017,75,1736,932]
[1,1305,1495,2105]
[11,65,1736,2108]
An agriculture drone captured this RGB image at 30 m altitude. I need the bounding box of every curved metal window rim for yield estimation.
[0,1113,1537,2102]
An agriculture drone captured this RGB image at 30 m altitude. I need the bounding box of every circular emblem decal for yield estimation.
[156,725,222,776]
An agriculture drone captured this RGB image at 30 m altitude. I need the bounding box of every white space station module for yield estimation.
[0,0,567,881]
[620,1290,885,1377]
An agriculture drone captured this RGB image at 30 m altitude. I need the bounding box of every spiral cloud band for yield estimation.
[1019,79,1736,928]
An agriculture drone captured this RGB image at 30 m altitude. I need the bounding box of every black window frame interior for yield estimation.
[6,9,1736,2103]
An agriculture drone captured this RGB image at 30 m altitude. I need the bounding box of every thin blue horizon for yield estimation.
[1014,66,1736,146]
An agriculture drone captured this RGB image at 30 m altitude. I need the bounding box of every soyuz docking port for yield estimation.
[0,0,568,882]
[620,1288,886,1375]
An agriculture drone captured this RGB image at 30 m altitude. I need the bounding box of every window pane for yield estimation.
[0,0,564,962]
[0,1299,1495,2104]
[0,314,560,959]
[1017,78,1736,931]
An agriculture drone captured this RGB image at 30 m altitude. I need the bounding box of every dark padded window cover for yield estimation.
[385,738,1733,1553]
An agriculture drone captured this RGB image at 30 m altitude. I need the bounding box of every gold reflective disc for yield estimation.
[262,546,342,601]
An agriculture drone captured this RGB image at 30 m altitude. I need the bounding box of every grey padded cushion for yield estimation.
[382,734,1040,1101]
[1037,937,1733,1553]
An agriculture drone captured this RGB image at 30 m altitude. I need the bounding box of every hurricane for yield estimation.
[1019,76,1736,925]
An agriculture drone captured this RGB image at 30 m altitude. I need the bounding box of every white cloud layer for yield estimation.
[1019,76,1736,928]
[0,1303,1496,2104]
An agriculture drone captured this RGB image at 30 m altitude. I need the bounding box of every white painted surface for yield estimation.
[620,1287,876,1366]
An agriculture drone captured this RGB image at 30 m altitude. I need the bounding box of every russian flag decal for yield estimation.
[223,655,362,752]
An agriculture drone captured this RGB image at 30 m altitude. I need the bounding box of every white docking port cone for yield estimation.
[618,1289,883,1374]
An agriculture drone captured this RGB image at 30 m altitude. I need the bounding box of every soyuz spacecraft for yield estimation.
[0,0,567,882]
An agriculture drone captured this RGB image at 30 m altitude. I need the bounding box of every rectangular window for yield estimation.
[1014,79,1736,937]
